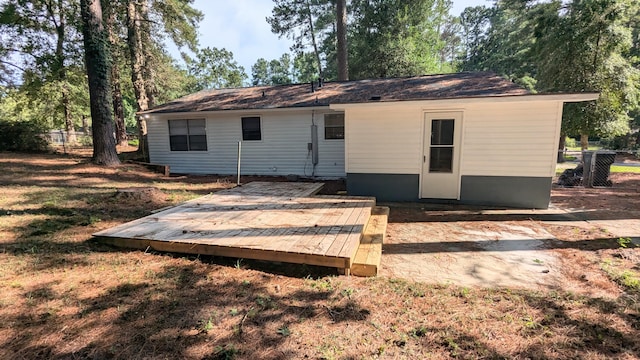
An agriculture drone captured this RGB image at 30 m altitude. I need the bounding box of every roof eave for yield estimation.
[138,93,600,116]
[329,93,600,110]
[137,105,333,118]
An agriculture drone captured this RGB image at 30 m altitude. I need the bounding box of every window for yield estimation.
[241,117,261,141]
[429,119,455,173]
[169,119,207,151]
[324,113,344,139]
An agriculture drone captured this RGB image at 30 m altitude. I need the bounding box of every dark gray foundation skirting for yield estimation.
[459,175,552,209]
[347,173,552,209]
[346,173,419,202]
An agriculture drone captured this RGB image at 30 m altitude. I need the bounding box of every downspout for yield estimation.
[311,110,319,177]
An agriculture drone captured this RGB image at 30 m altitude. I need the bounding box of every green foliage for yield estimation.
[617,237,634,248]
[276,325,291,336]
[602,260,640,293]
[534,0,639,138]
[184,47,247,91]
[0,120,49,152]
[212,344,238,360]
[459,6,492,65]
[268,53,293,84]
[293,52,318,83]
[565,137,578,148]
[143,51,192,105]
[151,0,203,52]
[438,16,463,72]
[616,270,640,291]
[460,2,538,84]
[267,0,331,77]
[199,315,214,332]
[459,0,640,141]
[349,0,451,79]
[251,53,315,85]
[0,0,89,131]
[268,0,455,80]
[251,58,270,86]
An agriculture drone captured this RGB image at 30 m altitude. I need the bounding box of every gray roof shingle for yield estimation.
[143,72,530,114]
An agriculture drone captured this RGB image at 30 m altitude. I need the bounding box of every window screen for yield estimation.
[431,119,454,145]
[169,119,207,151]
[324,113,344,139]
[429,119,455,173]
[241,117,262,141]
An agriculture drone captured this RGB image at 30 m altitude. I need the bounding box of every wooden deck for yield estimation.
[94,182,376,274]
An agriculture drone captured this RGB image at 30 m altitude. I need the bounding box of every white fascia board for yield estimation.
[329,93,600,111]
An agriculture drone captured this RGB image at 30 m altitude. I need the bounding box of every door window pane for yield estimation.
[429,147,453,173]
[431,119,454,145]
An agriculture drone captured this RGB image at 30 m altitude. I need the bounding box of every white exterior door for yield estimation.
[421,112,462,199]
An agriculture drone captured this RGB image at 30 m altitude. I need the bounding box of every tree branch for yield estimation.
[0,59,27,72]
[44,0,60,29]
[1,48,39,60]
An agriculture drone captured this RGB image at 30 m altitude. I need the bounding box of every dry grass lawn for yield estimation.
[1,151,639,359]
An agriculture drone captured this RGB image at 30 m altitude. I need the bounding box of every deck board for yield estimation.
[94,182,375,272]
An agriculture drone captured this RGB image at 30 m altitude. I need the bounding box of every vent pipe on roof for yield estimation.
[318,78,324,88]
[310,81,315,93]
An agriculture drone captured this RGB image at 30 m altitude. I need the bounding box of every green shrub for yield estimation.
[565,137,577,148]
[0,120,49,152]
[79,135,93,146]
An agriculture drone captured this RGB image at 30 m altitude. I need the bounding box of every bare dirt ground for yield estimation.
[382,172,640,296]
[381,214,565,290]
[1,149,639,359]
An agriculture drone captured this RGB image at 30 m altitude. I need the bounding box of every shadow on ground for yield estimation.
[1,152,639,358]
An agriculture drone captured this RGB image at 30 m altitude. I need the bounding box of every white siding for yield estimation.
[460,102,560,176]
[148,99,563,179]
[345,107,423,174]
[147,110,345,177]
[342,100,562,177]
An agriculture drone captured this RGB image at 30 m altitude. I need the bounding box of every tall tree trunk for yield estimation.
[80,0,120,166]
[304,0,323,79]
[52,0,76,144]
[61,84,77,144]
[105,3,127,147]
[557,133,565,163]
[111,64,127,146]
[336,0,348,81]
[139,0,156,108]
[580,133,589,150]
[127,0,149,160]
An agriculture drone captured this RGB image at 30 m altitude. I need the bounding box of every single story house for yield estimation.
[141,72,597,209]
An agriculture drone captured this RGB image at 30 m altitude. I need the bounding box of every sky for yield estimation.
[179,0,490,74]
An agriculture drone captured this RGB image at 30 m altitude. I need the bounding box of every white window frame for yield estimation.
[168,119,207,151]
[324,113,345,140]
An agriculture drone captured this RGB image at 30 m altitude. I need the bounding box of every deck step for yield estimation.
[351,206,389,277]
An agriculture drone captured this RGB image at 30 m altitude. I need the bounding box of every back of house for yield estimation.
[141,72,597,209]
